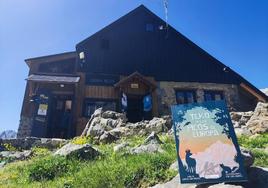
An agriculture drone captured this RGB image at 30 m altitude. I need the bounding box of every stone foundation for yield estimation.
[17,116,33,138]
[157,81,240,115]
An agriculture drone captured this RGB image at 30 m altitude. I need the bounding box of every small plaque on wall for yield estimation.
[131,83,139,89]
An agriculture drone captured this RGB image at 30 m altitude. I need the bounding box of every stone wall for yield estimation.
[157,81,240,115]
[0,137,68,151]
[17,116,33,138]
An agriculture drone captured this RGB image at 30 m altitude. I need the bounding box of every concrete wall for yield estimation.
[156,81,241,115]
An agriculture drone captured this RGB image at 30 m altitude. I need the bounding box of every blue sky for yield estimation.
[0,0,267,132]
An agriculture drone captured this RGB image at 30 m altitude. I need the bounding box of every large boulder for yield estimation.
[83,109,127,142]
[145,118,168,134]
[230,111,253,129]
[246,103,268,134]
[54,143,100,160]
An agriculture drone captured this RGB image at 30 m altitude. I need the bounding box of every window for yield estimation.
[204,91,224,101]
[38,59,75,74]
[145,23,154,32]
[175,90,196,104]
[84,99,117,117]
[85,73,119,86]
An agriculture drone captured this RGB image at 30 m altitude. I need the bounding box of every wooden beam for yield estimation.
[240,83,266,102]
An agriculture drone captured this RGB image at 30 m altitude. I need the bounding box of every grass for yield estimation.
[238,133,268,167]
[1,133,267,187]
[0,135,178,188]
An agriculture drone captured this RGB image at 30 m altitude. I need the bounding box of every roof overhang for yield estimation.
[26,74,80,84]
[240,82,268,102]
[25,51,77,67]
[115,71,157,89]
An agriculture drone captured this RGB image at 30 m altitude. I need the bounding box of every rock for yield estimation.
[246,103,268,134]
[234,127,252,137]
[54,143,99,160]
[208,184,243,188]
[230,112,243,122]
[88,117,105,137]
[169,161,178,171]
[162,115,173,130]
[231,111,253,129]
[144,132,163,145]
[131,133,163,154]
[113,142,129,152]
[130,143,163,154]
[92,108,103,117]
[126,121,146,130]
[0,150,32,162]
[108,127,130,137]
[102,111,127,123]
[99,132,118,144]
[245,166,268,188]
[240,147,254,168]
[150,174,195,188]
[0,161,6,168]
[151,174,243,188]
[84,109,127,141]
[145,117,167,134]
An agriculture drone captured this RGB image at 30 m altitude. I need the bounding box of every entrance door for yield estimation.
[127,95,143,122]
[47,95,73,138]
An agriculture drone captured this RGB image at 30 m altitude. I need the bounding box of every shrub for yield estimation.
[251,149,268,167]
[71,136,93,145]
[2,143,17,151]
[124,167,145,188]
[26,156,70,181]
[31,147,50,157]
[238,134,268,149]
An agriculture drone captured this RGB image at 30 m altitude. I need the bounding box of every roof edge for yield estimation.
[25,51,77,67]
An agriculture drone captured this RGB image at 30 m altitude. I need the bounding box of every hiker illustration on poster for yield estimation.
[171,100,247,184]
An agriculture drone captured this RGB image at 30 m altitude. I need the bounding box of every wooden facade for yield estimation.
[18,5,268,139]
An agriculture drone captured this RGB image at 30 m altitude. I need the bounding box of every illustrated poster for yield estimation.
[171,100,247,184]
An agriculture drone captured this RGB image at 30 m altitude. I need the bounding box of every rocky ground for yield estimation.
[0,102,268,187]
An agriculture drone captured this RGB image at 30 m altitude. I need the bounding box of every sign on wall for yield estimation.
[171,100,247,184]
[37,104,48,116]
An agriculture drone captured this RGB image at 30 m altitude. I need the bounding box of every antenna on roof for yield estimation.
[163,0,169,38]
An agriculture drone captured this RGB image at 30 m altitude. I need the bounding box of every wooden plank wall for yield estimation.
[85,86,118,99]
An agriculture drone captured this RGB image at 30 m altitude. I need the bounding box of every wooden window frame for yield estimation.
[83,98,118,117]
[85,73,119,86]
[174,89,197,104]
[204,90,224,101]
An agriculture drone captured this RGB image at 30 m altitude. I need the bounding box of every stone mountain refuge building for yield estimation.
[17,5,268,139]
